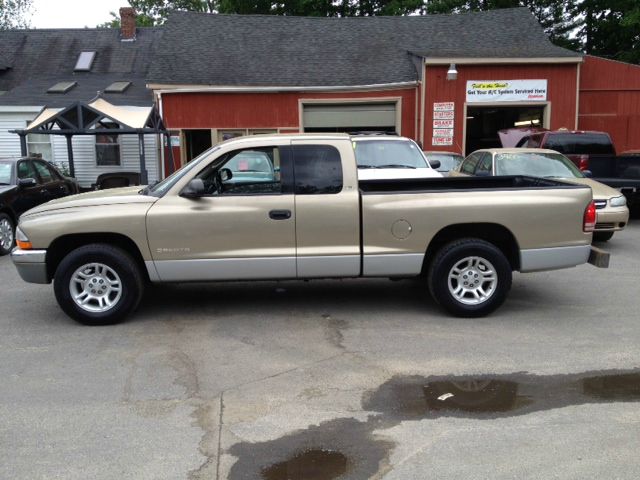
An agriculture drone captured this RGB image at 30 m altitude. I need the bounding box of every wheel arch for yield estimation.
[423,223,520,274]
[0,205,17,225]
[46,233,149,283]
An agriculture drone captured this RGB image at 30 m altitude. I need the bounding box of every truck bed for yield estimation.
[359,175,586,193]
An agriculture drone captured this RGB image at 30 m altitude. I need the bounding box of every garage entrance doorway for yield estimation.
[465,105,546,155]
[184,129,212,162]
[303,103,397,133]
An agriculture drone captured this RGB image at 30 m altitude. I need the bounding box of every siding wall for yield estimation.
[161,87,419,162]
[0,111,37,158]
[579,55,640,153]
[0,110,159,188]
[424,63,579,153]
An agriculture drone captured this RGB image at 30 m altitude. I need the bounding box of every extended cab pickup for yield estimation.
[11,134,608,325]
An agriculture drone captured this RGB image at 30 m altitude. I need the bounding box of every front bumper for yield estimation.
[10,248,49,284]
[595,206,630,231]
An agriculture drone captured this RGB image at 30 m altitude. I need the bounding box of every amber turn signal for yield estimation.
[16,239,33,250]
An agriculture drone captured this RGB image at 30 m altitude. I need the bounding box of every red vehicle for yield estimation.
[514,130,616,172]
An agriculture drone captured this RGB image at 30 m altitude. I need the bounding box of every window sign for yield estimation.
[466,80,548,103]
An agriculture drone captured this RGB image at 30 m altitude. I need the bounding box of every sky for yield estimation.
[30,0,132,28]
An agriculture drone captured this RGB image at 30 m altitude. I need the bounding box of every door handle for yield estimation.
[269,209,291,220]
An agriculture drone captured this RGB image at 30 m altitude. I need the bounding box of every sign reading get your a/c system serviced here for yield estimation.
[466,79,548,103]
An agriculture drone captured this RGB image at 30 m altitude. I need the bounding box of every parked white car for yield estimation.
[353,135,443,180]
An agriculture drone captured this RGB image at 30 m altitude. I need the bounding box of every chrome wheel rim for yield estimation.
[0,218,14,250]
[70,263,122,313]
[447,256,497,306]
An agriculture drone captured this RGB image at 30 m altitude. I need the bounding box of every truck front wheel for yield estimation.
[53,244,144,325]
[428,238,512,317]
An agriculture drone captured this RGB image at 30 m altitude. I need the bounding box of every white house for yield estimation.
[0,9,162,188]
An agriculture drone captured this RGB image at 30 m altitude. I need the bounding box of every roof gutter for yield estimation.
[423,57,583,65]
[147,81,419,94]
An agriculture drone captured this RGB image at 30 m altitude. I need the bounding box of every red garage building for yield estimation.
[145,8,637,173]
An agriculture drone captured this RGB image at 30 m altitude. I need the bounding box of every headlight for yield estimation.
[15,227,32,250]
[610,195,627,207]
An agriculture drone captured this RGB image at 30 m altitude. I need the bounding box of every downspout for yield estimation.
[575,62,581,130]
[157,91,165,179]
[419,60,426,147]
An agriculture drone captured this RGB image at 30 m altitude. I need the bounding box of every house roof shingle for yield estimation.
[0,27,162,106]
[148,7,581,88]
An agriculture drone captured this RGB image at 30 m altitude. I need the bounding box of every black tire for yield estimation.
[0,213,15,256]
[593,231,614,242]
[53,243,144,325]
[427,238,512,317]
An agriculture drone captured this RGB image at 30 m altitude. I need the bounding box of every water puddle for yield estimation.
[262,449,348,480]
[229,417,392,480]
[229,369,640,479]
[363,370,640,419]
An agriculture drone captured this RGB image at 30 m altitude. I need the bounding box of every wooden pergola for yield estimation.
[11,97,175,184]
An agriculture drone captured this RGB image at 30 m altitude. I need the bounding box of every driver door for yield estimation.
[147,144,296,281]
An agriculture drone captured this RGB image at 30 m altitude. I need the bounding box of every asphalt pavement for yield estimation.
[1,221,639,479]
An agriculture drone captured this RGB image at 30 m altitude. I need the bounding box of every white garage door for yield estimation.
[303,103,396,132]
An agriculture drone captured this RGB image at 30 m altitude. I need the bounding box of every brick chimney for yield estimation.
[120,7,136,41]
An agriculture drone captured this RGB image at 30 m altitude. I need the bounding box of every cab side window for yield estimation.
[475,153,493,175]
[33,161,54,184]
[293,145,342,194]
[17,161,38,181]
[197,147,283,195]
[460,153,480,175]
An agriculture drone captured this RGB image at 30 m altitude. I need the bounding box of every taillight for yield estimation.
[578,154,589,171]
[583,201,596,232]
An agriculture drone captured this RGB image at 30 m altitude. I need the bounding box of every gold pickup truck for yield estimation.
[11,134,608,325]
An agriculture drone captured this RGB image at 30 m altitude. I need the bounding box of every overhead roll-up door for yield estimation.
[303,103,396,131]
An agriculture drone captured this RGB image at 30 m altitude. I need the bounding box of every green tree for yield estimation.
[0,0,32,29]
[578,0,640,64]
[425,0,581,50]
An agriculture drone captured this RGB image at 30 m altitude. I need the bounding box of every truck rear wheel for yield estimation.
[53,244,144,325]
[428,238,512,317]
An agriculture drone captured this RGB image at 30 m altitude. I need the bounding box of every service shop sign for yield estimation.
[432,102,454,146]
[466,80,548,103]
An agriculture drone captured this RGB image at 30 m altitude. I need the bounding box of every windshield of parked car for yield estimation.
[544,133,614,155]
[425,153,464,172]
[0,161,13,185]
[144,147,221,196]
[354,140,429,169]
[495,152,584,178]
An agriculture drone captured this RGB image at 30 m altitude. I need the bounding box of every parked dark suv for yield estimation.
[516,130,615,172]
[0,157,79,255]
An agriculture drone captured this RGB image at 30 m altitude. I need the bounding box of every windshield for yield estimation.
[145,147,221,196]
[425,153,464,172]
[0,162,13,185]
[354,140,429,169]
[495,152,584,178]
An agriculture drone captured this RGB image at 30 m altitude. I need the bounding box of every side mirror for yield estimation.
[18,177,37,188]
[428,159,441,170]
[219,168,233,182]
[583,170,593,178]
[180,178,205,198]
